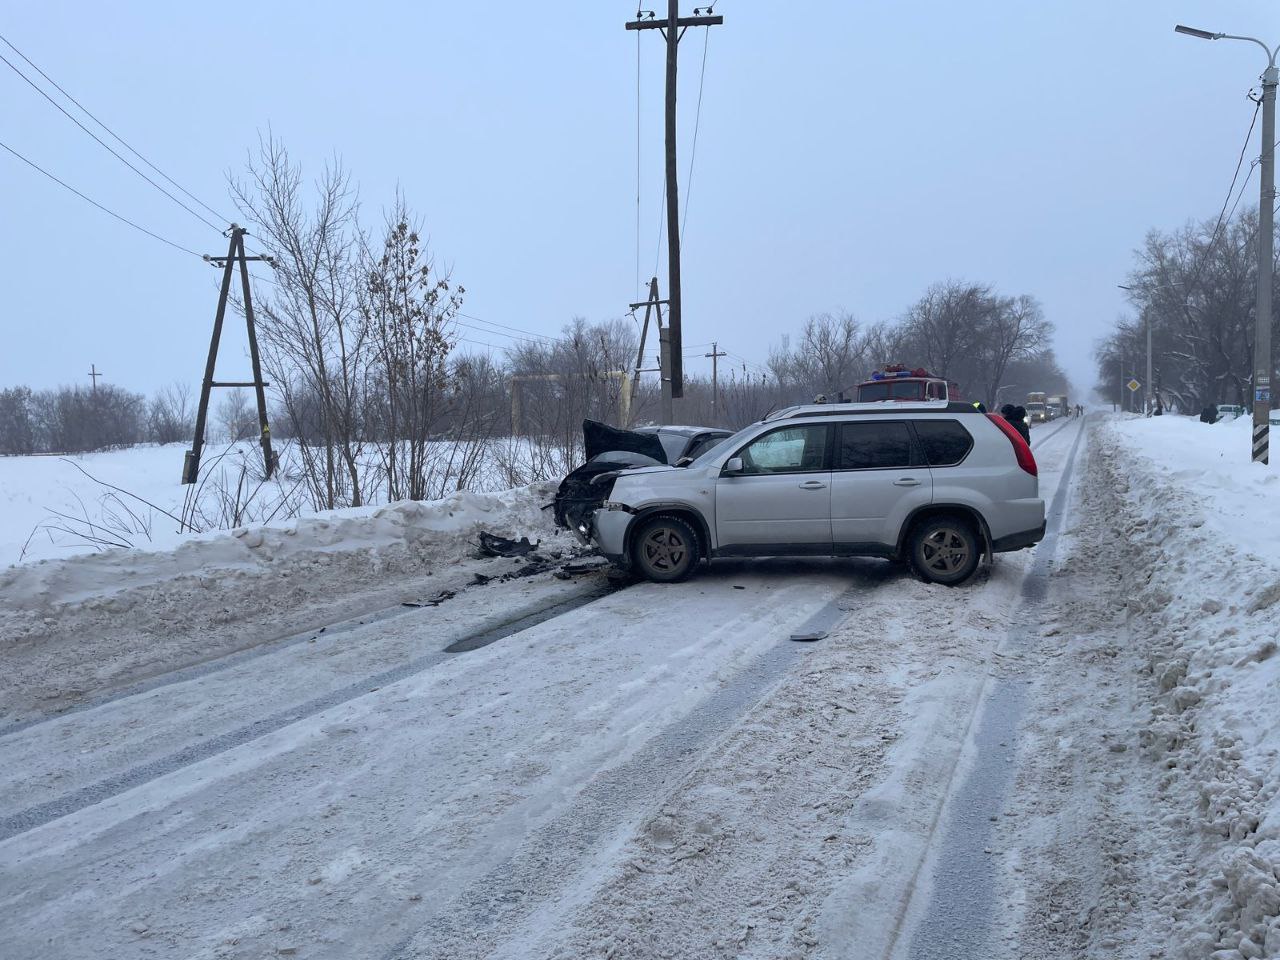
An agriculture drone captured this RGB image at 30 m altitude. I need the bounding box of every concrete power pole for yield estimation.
[626,2,723,401]
[1175,24,1278,462]
[1255,63,1276,462]
[705,341,727,419]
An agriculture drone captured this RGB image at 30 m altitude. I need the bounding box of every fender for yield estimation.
[896,503,993,559]
[623,503,714,561]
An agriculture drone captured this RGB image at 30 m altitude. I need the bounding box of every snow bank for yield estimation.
[0,482,560,614]
[1102,414,1280,958]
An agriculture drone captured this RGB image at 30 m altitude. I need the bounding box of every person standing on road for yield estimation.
[1009,405,1031,444]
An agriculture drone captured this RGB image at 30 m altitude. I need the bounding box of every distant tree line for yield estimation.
[766,281,1067,410]
[1100,207,1279,412]
[0,382,197,455]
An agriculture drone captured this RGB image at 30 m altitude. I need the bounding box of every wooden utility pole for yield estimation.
[87,364,103,393]
[705,341,727,419]
[183,224,277,484]
[626,2,723,400]
[629,277,674,423]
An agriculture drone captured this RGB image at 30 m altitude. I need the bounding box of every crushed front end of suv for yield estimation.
[553,420,732,536]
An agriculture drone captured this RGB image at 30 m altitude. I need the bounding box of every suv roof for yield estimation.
[764,400,978,421]
[633,425,730,437]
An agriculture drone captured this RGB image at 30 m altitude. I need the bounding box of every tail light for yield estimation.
[986,414,1038,477]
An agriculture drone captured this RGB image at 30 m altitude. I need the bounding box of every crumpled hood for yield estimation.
[583,419,668,464]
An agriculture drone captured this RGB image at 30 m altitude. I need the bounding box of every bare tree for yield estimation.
[358,202,467,501]
[231,135,370,509]
[148,381,194,445]
[216,389,256,442]
[0,386,35,455]
[768,312,870,402]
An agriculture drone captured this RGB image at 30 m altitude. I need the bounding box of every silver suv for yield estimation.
[589,401,1045,586]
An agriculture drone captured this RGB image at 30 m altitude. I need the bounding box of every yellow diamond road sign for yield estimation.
[1127,378,1141,392]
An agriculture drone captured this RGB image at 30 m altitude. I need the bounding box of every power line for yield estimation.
[680,24,711,243]
[1206,99,1261,253]
[0,49,224,234]
[456,311,560,343]
[0,32,232,227]
[0,137,201,258]
[636,19,642,302]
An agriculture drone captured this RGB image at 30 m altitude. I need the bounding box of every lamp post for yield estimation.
[1118,281,1185,415]
[994,383,1020,407]
[1176,23,1277,463]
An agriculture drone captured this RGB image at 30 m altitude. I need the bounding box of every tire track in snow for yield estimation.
[1031,417,1075,449]
[889,414,1088,959]
[0,581,616,843]
[377,587,868,960]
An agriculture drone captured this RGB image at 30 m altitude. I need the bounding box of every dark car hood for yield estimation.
[583,419,668,464]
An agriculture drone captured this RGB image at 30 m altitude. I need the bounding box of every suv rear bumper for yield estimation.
[991,520,1046,553]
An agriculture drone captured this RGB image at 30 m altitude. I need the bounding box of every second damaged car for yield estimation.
[553,419,732,536]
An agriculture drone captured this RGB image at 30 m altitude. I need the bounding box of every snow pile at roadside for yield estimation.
[0,482,561,615]
[1102,414,1280,959]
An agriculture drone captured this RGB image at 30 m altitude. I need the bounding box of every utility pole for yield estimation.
[183,224,277,484]
[630,277,674,423]
[1256,63,1276,461]
[705,341,727,419]
[1152,312,1162,417]
[626,3,723,400]
[87,364,103,393]
[1175,24,1278,462]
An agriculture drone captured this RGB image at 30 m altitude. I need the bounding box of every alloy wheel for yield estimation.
[641,526,687,573]
[920,527,971,576]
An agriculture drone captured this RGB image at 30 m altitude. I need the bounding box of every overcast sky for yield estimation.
[3,1,1278,399]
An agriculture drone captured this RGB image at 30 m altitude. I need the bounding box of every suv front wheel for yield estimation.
[631,515,699,583]
[909,515,980,586]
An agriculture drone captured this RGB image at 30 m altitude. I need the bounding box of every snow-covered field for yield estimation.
[2,413,1279,960]
[0,438,567,567]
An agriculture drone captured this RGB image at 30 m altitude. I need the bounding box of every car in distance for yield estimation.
[587,401,1045,586]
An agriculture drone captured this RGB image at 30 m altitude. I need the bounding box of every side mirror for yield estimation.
[722,456,744,475]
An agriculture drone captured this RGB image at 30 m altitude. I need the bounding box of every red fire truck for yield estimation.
[854,365,961,403]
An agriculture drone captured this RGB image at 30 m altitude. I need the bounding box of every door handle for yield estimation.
[893,477,922,487]
[798,480,827,490]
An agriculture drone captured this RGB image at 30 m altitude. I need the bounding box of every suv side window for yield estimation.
[837,421,915,469]
[912,419,974,466]
[736,424,829,475]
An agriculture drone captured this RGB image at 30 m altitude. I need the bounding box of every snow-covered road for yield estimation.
[1,417,1117,960]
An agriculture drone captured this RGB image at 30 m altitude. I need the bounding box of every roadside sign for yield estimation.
[1127,379,1141,392]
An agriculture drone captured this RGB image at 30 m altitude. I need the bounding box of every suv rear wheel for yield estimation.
[909,515,980,586]
[631,515,699,583]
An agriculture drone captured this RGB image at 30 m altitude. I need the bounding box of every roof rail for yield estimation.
[768,400,980,421]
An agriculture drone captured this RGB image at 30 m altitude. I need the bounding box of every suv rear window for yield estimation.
[837,421,914,469]
[912,419,973,466]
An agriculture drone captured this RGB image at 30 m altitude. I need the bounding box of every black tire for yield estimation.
[909,514,981,586]
[630,515,700,583]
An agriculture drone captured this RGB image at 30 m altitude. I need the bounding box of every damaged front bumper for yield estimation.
[589,503,634,565]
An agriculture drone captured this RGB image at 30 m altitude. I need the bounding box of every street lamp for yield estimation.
[1176,23,1278,463]
[994,383,1020,408]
